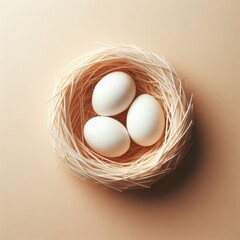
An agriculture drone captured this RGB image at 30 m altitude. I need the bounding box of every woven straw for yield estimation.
[48,44,193,191]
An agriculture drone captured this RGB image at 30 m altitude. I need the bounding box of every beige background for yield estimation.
[1,0,240,239]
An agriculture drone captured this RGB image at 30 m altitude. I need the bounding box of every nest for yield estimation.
[48,44,193,191]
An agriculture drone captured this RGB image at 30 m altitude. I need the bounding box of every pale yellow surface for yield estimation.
[0,0,240,240]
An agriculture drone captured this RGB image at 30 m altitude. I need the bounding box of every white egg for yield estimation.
[126,94,165,146]
[83,116,130,157]
[92,71,136,116]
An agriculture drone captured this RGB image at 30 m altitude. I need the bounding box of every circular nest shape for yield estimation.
[48,44,193,191]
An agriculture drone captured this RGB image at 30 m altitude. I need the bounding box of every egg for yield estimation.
[83,116,130,157]
[126,94,165,146]
[92,71,136,116]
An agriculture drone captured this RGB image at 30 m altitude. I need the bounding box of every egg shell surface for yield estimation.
[83,116,130,157]
[92,71,136,116]
[126,94,165,146]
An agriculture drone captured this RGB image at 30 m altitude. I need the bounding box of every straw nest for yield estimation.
[48,43,193,191]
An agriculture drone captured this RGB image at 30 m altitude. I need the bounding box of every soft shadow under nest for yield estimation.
[48,44,193,191]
